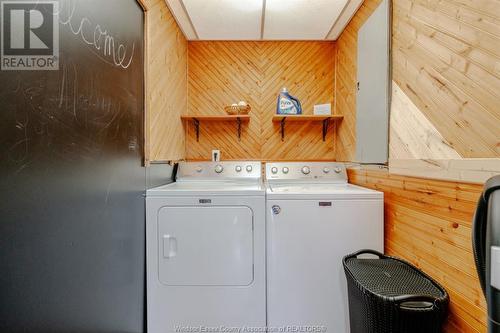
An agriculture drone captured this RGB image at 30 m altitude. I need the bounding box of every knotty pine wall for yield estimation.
[348,169,485,333]
[186,41,336,161]
[145,0,187,162]
[392,0,500,159]
[336,0,500,162]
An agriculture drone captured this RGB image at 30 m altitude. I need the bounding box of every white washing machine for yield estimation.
[265,162,384,333]
[146,162,266,333]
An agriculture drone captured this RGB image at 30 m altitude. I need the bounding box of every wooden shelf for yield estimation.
[181,115,250,141]
[272,115,344,141]
[272,115,343,122]
[181,115,250,122]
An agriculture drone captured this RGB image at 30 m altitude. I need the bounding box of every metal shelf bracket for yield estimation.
[280,117,286,141]
[237,117,242,141]
[322,118,330,142]
[191,117,245,142]
[193,118,200,142]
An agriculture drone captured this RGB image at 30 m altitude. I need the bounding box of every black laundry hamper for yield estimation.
[343,250,449,333]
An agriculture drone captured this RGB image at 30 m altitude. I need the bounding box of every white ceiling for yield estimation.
[165,0,364,40]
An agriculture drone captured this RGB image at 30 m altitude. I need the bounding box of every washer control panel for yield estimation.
[177,161,262,180]
[265,162,347,182]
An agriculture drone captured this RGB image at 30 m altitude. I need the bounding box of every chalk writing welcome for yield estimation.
[57,0,135,69]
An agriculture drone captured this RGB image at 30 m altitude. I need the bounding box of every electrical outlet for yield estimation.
[212,150,221,162]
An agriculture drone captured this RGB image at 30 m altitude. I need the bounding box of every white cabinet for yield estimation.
[356,0,390,164]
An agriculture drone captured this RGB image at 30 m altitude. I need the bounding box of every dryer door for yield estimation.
[158,206,254,286]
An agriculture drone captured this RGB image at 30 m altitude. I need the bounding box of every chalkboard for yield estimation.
[0,1,146,332]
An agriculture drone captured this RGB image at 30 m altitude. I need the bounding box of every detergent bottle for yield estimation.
[276,88,302,115]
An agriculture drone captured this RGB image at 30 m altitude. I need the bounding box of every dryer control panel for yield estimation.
[266,162,347,183]
[177,161,262,181]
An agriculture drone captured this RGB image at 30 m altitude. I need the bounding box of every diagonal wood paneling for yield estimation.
[348,168,486,333]
[390,81,462,159]
[260,42,336,160]
[186,41,336,161]
[187,41,263,160]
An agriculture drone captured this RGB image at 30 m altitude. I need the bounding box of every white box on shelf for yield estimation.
[212,150,221,162]
[313,103,332,115]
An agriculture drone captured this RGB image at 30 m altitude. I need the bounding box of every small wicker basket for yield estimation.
[224,105,251,115]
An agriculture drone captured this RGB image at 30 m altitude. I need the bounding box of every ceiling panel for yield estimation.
[264,0,348,40]
[165,0,198,39]
[182,0,263,40]
[327,0,364,40]
[165,0,362,41]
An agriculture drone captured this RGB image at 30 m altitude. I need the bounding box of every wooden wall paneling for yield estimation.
[135,0,149,165]
[394,0,500,157]
[336,0,500,162]
[335,0,383,161]
[390,81,462,159]
[187,41,263,161]
[348,168,486,333]
[260,42,336,161]
[392,0,500,158]
[389,158,500,184]
[186,41,336,161]
[145,0,187,162]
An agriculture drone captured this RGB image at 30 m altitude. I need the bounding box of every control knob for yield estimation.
[282,167,289,174]
[215,165,224,173]
[235,165,242,172]
[301,166,311,175]
[334,167,342,174]
[271,167,278,174]
[246,165,253,172]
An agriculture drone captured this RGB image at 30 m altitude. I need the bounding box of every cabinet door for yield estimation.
[356,0,390,163]
[158,206,254,286]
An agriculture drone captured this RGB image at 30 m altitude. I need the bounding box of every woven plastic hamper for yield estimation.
[343,250,449,333]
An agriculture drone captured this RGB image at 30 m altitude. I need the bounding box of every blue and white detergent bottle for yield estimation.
[276,88,302,114]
